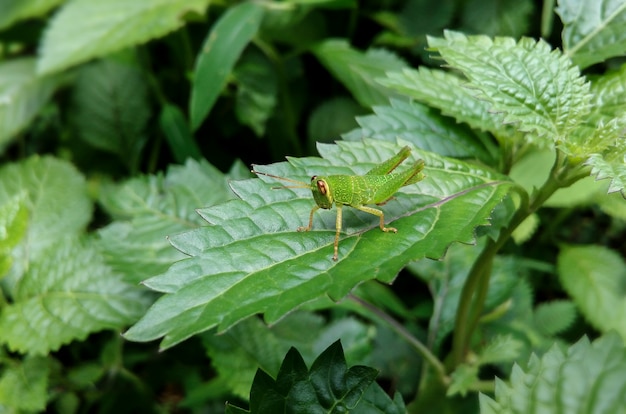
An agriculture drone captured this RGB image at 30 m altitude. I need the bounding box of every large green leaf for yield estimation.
[426,31,591,148]
[0,156,91,277]
[311,39,408,108]
[227,340,406,413]
[37,0,209,74]
[342,98,495,162]
[97,158,236,284]
[379,67,520,144]
[557,0,626,69]
[0,58,63,150]
[71,58,150,171]
[557,245,626,341]
[0,355,48,411]
[0,0,63,30]
[189,2,264,130]
[124,139,513,349]
[0,237,149,355]
[480,332,626,413]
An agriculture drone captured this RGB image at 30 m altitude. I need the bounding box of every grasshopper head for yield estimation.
[310,176,333,209]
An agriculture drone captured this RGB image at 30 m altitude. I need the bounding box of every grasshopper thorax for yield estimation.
[310,176,334,209]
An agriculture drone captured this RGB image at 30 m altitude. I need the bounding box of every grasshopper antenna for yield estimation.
[251,168,309,189]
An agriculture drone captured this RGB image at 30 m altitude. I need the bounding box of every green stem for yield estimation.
[451,150,579,366]
[348,294,448,384]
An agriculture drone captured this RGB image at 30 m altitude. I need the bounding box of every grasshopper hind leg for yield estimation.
[354,205,398,233]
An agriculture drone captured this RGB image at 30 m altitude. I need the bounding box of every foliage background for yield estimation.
[1,0,626,413]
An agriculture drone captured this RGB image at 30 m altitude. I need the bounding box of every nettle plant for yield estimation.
[4,1,626,412]
[123,30,626,411]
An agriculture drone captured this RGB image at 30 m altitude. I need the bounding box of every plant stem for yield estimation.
[348,294,449,384]
[451,151,579,366]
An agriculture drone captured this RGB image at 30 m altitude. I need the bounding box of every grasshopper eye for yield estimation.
[316,180,327,195]
[310,175,317,181]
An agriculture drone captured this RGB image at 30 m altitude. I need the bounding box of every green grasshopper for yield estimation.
[253,146,425,261]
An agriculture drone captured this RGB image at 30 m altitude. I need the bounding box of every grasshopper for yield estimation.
[253,146,425,261]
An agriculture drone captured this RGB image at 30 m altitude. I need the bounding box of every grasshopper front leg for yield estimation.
[297,205,319,232]
[297,204,343,261]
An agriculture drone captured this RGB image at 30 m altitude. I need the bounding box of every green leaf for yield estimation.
[311,39,408,108]
[228,340,405,413]
[558,0,626,69]
[408,243,522,350]
[0,194,28,277]
[71,58,149,171]
[557,245,626,341]
[0,0,63,30]
[97,158,234,284]
[159,103,202,163]
[426,31,591,148]
[202,312,372,399]
[37,0,210,74]
[0,58,63,150]
[0,237,149,355]
[234,49,278,137]
[586,152,626,195]
[533,300,577,337]
[447,363,478,397]
[0,156,91,275]
[189,2,264,130]
[342,98,494,162]
[590,63,626,123]
[0,355,48,411]
[308,97,363,146]
[380,67,519,144]
[480,332,626,413]
[460,0,534,38]
[124,139,513,349]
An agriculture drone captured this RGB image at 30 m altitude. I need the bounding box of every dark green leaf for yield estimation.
[234,49,278,136]
[37,0,210,74]
[159,103,202,163]
[461,0,533,37]
[311,39,408,108]
[190,2,264,130]
[308,97,363,148]
[71,58,149,171]
[230,340,404,413]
